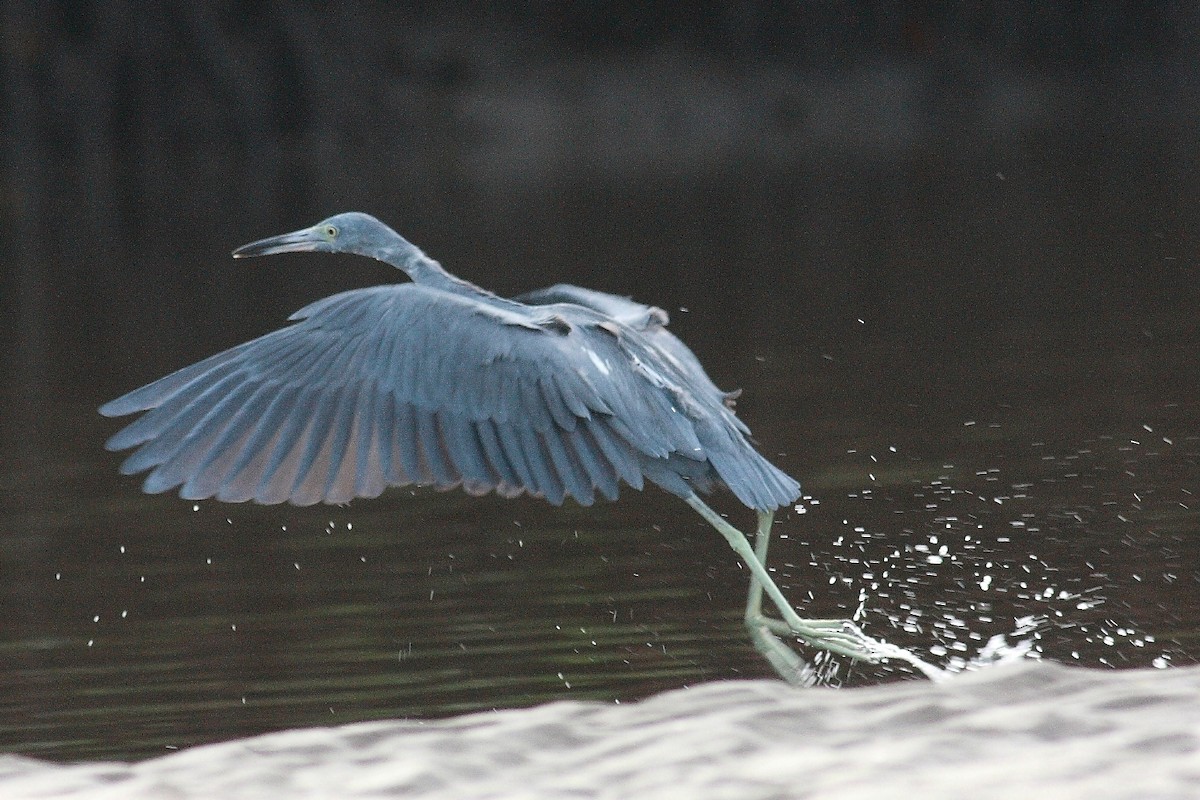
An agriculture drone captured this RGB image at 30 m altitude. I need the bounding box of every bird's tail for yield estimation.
[704,428,801,511]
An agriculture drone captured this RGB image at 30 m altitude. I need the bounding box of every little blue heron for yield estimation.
[100,212,938,683]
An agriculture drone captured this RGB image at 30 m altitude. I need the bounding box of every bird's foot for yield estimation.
[751,614,948,681]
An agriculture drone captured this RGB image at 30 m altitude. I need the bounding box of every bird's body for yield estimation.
[101,212,798,513]
[101,212,938,683]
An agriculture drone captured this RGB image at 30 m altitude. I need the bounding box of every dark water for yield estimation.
[4,101,1200,762]
[5,293,1198,762]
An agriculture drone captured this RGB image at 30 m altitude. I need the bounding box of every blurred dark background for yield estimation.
[3,2,1200,761]
[4,2,1197,409]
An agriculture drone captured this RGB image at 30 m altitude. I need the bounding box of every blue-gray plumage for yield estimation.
[101,212,795,511]
[100,212,936,683]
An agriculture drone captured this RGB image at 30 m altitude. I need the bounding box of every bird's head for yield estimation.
[232,212,404,260]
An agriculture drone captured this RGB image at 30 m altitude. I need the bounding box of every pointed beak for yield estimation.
[232,227,324,258]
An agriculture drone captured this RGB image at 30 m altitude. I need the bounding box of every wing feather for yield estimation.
[99,340,258,418]
[537,377,578,431]
[389,400,426,485]
[254,386,322,503]
[116,368,248,473]
[373,390,398,485]
[518,425,564,505]
[101,282,799,509]
[177,383,279,499]
[416,406,457,487]
[137,379,267,491]
[564,425,619,502]
[519,379,554,434]
[492,420,538,496]
[474,419,521,491]
[212,383,301,500]
[320,383,363,503]
[350,387,386,499]
[289,386,345,505]
[540,427,593,506]
[583,417,644,490]
[437,411,494,489]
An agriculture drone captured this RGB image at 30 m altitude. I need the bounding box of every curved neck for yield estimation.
[371,239,492,299]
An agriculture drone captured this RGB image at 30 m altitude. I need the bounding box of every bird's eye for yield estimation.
[324,225,338,238]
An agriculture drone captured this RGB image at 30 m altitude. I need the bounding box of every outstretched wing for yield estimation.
[101,283,796,509]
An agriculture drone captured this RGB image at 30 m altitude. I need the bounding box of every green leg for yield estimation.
[744,510,816,686]
[684,493,945,681]
[744,510,773,620]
